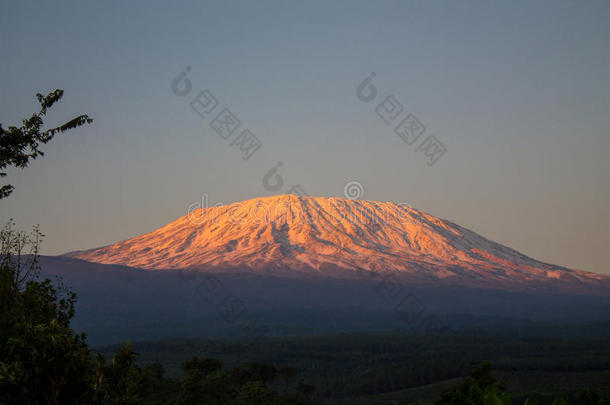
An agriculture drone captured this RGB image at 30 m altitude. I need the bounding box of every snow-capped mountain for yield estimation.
[68,195,609,292]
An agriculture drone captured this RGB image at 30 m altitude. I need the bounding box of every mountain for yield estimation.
[67,195,609,293]
[38,256,610,345]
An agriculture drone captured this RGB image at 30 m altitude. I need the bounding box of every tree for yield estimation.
[94,342,144,404]
[0,221,95,404]
[229,362,278,387]
[181,356,223,377]
[434,363,596,405]
[234,380,278,405]
[0,89,92,199]
[0,219,43,318]
[177,357,232,405]
[435,362,506,405]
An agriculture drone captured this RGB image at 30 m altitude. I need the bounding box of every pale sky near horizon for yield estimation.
[1,0,609,274]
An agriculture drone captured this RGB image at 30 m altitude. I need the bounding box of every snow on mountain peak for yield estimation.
[69,195,609,291]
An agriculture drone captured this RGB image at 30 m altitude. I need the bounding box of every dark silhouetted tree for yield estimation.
[234,380,278,404]
[435,362,506,405]
[229,362,278,387]
[0,221,95,404]
[0,89,92,199]
[181,356,223,377]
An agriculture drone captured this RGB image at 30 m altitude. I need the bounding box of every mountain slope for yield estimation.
[68,195,609,292]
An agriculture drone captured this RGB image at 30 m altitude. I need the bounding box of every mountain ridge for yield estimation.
[67,194,609,293]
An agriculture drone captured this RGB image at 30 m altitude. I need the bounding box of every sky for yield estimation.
[0,0,608,274]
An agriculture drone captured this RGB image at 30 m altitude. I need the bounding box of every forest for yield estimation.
[96,332,610,404]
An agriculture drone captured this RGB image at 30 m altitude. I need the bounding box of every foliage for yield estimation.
[181,356,222,376]
[0,219,42,293]
[0,221,95,404]
[0,89,92,199]
[229,361,278,386]
[435,362,508,405]
[234,380,278,404]
[436,362,610,405]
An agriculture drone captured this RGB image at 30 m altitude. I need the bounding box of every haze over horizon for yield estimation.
[1,0,609,275]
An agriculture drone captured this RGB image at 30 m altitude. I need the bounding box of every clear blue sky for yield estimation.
[1,0,609,274]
